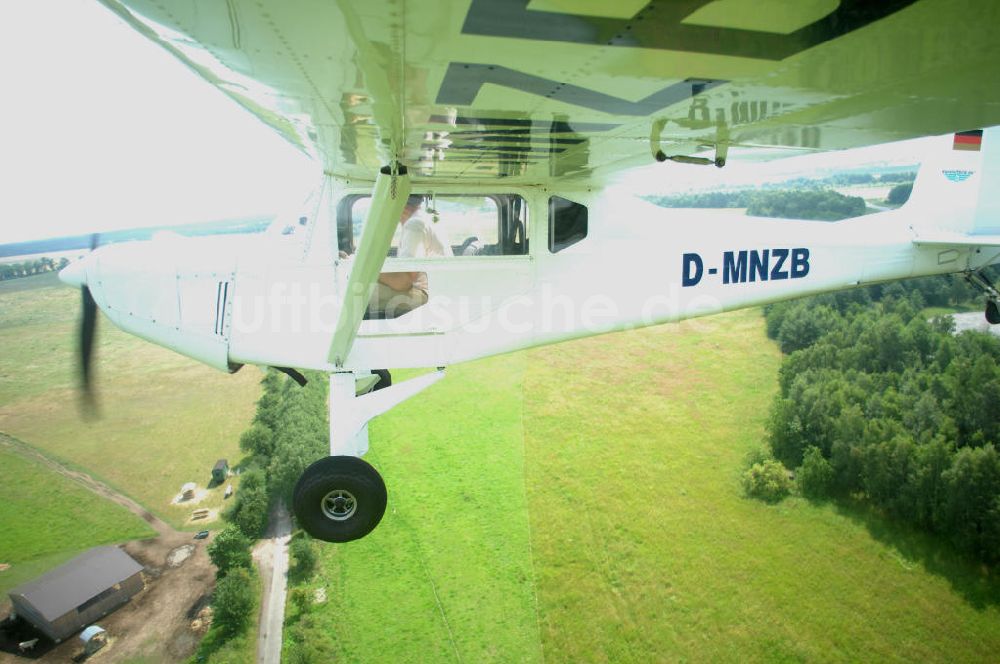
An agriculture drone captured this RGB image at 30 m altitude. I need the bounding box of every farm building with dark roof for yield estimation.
[8,546,144,642]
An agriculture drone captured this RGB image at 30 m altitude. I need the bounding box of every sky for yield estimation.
[0,0,315,244]
[0,0,933,245]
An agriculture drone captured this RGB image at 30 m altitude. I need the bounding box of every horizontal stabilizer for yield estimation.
[912,232,1000,247]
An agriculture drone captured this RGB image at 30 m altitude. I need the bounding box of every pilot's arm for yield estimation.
[378,271,418,291]
[377,218,425,291]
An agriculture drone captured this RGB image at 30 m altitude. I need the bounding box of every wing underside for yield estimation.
[98,0,1000,184]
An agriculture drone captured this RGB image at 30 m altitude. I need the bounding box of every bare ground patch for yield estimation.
[0,437,218,664]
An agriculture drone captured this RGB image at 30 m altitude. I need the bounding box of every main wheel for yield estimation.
[292,456,387,542]
[987,301,1000,325]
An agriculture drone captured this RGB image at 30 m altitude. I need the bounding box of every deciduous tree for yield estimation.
[208,526,252,577]
[213,567,255,635]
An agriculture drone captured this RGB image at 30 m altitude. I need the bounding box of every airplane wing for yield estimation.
[96,0,1000,184]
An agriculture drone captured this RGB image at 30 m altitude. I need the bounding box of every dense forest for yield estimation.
[718,177,1000,565]
[762,282,1000,565]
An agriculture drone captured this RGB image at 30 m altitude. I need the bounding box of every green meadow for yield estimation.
[0,275,260,530]
[2,272,998,662]
[289,309,1000,663]
[0,444,155,597]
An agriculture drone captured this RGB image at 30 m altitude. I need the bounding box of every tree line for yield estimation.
[229,368,330,535]
[649,188,868,220]
[237,368,332,662]
[217,367,330,542]
[648,169,918,218]
[760,284,1000,565]
[0,257,69,281]
[747,189,867,220]
[197,368,324,657]
[237,370,356,660]
[825,170,917,185]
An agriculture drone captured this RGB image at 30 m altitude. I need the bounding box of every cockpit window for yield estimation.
[548,196,587,253]
[338,194,528,257]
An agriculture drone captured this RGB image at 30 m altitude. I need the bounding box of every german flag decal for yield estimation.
[954,130,983,151]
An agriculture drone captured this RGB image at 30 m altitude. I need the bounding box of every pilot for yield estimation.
[370,194,452,316]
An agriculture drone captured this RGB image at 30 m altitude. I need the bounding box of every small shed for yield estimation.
[8,546,144,643]
[211,459,229,483]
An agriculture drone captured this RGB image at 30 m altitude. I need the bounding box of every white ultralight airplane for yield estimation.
[59,0,1000,542]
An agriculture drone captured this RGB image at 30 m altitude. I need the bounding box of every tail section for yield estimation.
[907,127,1000,319]
[907,127,1000,237]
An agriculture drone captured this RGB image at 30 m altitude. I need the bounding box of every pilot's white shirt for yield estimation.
[399,212,452,292]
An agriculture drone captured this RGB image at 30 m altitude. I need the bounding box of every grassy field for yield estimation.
[4,269,999,662]
[0,275,260,529]
[0,445,155,597]
[292,308,1000,663]
[284,351,540,662]
[0,272,64,294]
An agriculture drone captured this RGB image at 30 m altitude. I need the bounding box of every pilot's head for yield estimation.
[401,194,422,223]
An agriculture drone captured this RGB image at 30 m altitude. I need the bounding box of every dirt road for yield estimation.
[253,502,292,664]
[0,432,216,663]
[0,433,173,537]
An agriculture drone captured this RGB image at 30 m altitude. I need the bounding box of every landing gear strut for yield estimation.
[292,164,425,543]
[964,270,1000,324]
[291,370,446,542]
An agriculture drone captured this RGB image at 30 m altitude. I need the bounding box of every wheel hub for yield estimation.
[321,489,357,521]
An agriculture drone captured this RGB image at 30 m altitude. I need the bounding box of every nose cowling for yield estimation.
[59,256,89,288]
[69,237,238,374]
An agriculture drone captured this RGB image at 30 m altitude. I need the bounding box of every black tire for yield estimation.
[292,456,387,543]
[372,369,392,391]
[987,301,1000,325]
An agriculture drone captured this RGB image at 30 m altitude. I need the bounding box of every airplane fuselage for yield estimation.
[67,181,995,377]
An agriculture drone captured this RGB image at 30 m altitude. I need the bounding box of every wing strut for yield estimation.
[649,118,728,168]
[328,164,411,366]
